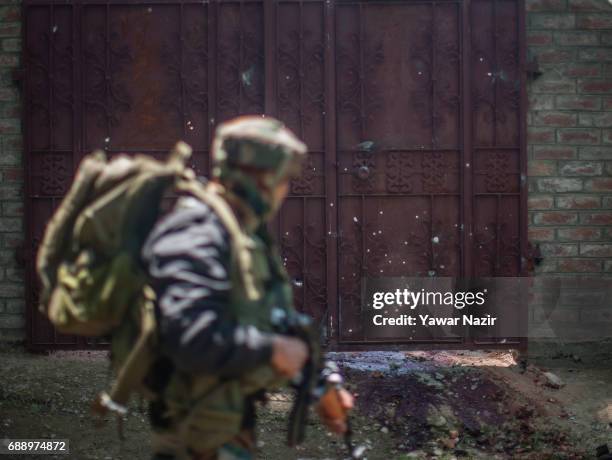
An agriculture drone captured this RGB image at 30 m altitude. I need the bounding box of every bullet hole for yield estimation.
[242,67,254,86]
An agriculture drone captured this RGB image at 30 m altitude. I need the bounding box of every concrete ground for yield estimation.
[0,343,610,459]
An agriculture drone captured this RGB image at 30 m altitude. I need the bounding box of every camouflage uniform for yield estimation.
[141,116,307,460]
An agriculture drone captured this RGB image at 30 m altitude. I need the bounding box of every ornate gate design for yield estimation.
[23,0,527,350]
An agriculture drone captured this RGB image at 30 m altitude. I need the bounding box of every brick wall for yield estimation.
[0,0,23,342]
[527,0,612,276]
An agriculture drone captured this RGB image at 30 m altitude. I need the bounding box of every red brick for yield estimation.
[532,80,576,93]
[2,168,21,182]
[540,243,579,257]
[603,196,612,208]
[3,134,21,152]
[579,80,612,94]
[527,31,553,45]
[557,128,600,144]
[533,211,579,225]
[578,48,612,61]
[0,38,18,54]
[555,95,601,110]
[533,145,577,159]
[0,23,19,38]
[554,31,599,46]
[529,94,556,110]
[538,178,583,192]
[558,259,602,273]
[579,146,612,159]
[0,54,18,67]
[0,217,21,232]
[532,48,575,64]
[557,227,602,240]
[556,195,601,208]
[2,202,22,217]
[603,32,612,46]
[562,63,601,77]
[528,227,556,241]
[530,14,576,29]
[528,127,556,143]
[585,178,612,191]
[569,0,612,11]
[580,243,612,257]
[581,212,612,224]
[578,112,612,127]
[527,0,567,11]
[533,111,577,127]
[2,233,23,249]
[559,161,603,176]
[528,195,555,208]
[0,7,20,23]
[576,14,612,29]
[0,185,22,200]
[529,161,557,176]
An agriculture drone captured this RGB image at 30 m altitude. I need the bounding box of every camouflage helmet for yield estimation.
[212,115,307,188]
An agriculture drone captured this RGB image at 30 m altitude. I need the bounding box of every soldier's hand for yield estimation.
[270,335,308,378]
[317,387,354,434]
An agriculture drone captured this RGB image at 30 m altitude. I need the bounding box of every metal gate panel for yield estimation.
[335,1,464,344]
[23,0,527,350]
[274,1,328,328]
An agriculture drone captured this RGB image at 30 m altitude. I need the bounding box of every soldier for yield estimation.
[141,116,353,460]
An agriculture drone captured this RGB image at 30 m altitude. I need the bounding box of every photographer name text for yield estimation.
[370,288,497,327]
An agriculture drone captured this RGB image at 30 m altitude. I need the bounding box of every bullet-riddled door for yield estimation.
[23,0,526,350]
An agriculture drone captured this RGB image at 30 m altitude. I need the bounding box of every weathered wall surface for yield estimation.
[0,0,23,341]
[1,0,611,342]
[527,0,612,275]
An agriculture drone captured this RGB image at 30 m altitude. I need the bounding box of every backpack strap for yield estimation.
[92,287,157,420]
[176,180,261,302]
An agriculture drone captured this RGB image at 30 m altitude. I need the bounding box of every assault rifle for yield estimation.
[270,308,365,459]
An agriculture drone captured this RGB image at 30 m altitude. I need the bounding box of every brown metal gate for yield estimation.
[23,0,527,350]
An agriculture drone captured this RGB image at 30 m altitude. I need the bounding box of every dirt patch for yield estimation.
[0,346,610,459]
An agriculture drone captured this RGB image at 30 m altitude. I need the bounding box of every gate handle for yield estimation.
[355,165,371,180]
